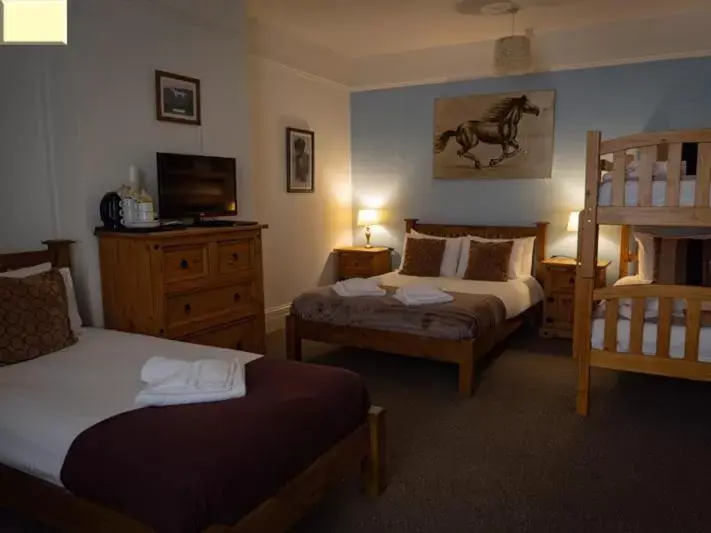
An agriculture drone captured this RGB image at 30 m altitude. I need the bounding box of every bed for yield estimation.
[0,241,386,533]
[287,219,548,397]
[574,128,711,416]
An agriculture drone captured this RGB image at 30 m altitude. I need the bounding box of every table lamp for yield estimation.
[567,210,580,233]
[357,209,380,248]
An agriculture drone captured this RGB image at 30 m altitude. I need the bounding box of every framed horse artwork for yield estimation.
[433,90,555,180]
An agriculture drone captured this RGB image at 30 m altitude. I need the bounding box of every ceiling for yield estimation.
[247,0,711,58]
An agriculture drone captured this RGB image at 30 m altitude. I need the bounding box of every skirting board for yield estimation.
[265,304,291,333]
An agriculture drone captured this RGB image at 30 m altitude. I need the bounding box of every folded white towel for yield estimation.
[140,356,191,384]
[333,277,385,297]
[135,357,246,407]
[394,286,453,306]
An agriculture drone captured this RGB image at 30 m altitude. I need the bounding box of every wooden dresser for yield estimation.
[96,224,267,354]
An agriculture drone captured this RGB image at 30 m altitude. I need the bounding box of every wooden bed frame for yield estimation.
[287,218,549,398]
[0,241,387,533]
[574,129,711,416]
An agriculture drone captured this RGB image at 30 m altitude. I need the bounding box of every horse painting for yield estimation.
[434,95,541,170]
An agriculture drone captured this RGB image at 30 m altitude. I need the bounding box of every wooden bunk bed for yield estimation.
[574,128,711,416]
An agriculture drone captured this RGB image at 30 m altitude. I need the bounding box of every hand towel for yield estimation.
[333,277,385,297]
[140,356,191,384]
[394,286,453,306]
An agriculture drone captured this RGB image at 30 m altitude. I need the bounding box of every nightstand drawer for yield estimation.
[543,293,574,329]
[545,268,577,293]
[339,253,374,271]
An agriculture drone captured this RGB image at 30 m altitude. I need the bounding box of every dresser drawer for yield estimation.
[166,282,257,335]
[162,244,210,284]
[217,240,252,274]
[182,318,256,351]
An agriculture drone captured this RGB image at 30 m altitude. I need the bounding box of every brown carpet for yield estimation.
[3,329,711,533]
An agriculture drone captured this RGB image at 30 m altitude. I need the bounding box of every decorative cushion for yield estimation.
[0,269,77,365]
[399,231,461,277]
[400,238,446,277]
[456,236,535,279]
[463,240,513,282]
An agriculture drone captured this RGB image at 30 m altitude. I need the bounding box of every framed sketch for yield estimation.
[286,127,315,193]
[155,70,201,125]
[433,90,555,180]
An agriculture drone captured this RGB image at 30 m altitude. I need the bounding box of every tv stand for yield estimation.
[190,217,259,228]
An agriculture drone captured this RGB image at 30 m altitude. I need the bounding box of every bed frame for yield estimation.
[287,218,549,398]
[0,241,387,533]
[574,129,711,416]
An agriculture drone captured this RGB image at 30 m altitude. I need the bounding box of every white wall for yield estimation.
[249,57,352,325]
[0,0,250,325]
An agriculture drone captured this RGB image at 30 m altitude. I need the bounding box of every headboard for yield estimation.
[0,240,73,273]
[404,218,548,280]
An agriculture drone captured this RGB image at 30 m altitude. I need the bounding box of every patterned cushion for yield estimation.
[0,269,77,365]
[400,238,446,277]
[463,240,513,282]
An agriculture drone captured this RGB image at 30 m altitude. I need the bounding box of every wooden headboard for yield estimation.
[0,240,73,273]
[404,218,549,280]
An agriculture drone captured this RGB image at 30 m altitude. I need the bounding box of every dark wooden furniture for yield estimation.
[96,225,267,354]
[334,246,391,280]
[288,218,548,398]
[0,242,387,533]
[540,257,609,339]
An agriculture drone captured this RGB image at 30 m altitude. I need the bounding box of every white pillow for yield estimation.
[611,275,685,319]
[456,236,535,279]
[0,262,83,334]
[399,230,462,278]
[633,233,655,281]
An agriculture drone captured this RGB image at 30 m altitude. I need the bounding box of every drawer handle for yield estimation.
[235,340,243,350]
[232,252,239,261]
[353,261,359,267]
[569,277,575,284]
[547,296,554,303]
[184,303,192,315]
[546,317,553,323]
[233,293,241,303]
[180,259,189,270]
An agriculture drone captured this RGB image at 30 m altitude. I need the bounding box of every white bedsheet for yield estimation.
[377,272,544,319]
[590,318,711,362]
[0,328,261,487]
[598,176,709,207]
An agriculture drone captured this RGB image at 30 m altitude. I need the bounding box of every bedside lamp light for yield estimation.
[357,209,380,248]
[567,210,580,233]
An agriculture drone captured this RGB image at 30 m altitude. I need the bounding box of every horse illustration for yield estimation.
[434,95,540,169]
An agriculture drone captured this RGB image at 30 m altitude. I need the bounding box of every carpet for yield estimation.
[4,330,711,533]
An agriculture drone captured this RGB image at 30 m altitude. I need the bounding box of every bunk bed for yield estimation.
[574,128,711,416]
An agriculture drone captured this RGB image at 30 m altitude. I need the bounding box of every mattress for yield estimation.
[0,327,262,487]
[598,175,710,207]
[377,271,544,319]
[590,317,711,362]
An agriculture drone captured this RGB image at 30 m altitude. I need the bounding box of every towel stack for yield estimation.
[333,277,385,297]
[394,285,453,306]
[135,356,246,407]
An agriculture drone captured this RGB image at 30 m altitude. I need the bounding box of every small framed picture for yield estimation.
[155,70,201,125]
[286,128,315,193]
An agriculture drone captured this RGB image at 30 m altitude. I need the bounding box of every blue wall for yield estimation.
[351,56,711,276]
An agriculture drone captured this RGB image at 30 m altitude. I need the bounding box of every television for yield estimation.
[157,152,237,222]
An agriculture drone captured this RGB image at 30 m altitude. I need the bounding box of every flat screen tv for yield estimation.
[157,152,237,220]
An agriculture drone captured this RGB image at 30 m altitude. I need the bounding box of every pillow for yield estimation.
[0,269,77,365]
[0,263,82,334]
[610,275,685,319]
[400,238,446,277]
[399,230,461,277]
[463,240,513,282]
[457,236,535,279]
[633,233,655,281]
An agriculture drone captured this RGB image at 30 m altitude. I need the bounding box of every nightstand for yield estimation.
[539,257,610,339]
[334,246,391,281]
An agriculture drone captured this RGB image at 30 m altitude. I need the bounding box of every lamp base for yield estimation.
[364,226,372,248]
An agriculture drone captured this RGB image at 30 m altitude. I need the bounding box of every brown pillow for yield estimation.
[0,269,77,365]
[463,240,513,282]
[400,238,446,277]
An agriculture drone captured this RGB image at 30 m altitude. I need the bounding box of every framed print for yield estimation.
[286,127,315,193]
[155,70,201,125]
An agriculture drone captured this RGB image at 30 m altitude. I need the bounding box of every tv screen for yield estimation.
[157,153,237,219]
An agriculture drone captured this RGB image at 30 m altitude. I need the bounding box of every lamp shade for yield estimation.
[567,211,580,233]
[357,209,380,227]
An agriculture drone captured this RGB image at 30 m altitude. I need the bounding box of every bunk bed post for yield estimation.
[618,225,630,278]
[574,131,602,416]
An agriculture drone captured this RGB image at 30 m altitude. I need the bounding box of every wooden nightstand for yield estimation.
[334,246,391,280]
[539,257,610,339]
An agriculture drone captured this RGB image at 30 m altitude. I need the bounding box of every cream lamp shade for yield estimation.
[357,209,380,227]
[567,211,580,233]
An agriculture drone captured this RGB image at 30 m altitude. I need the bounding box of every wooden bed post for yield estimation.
[362,406,387,497]
[404,218,418,234]
[574,131,602,416]
[42,240,73,269]
[618,225,631,278]
[534,222,548,283]
[285,315,302,361]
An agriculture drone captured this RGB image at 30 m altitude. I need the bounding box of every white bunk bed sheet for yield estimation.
[598,176,711,207]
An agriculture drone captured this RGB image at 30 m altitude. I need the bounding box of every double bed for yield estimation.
[0,241,386,533]
[287,219,548,397]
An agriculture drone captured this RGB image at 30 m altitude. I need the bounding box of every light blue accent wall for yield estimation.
[351,57,711,278]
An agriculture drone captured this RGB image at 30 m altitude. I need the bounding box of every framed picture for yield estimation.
[155,70,201,125]
[286,127,315,193]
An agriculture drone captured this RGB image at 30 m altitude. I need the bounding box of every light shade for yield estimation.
[567,211,581,233]
[357,209,380,227]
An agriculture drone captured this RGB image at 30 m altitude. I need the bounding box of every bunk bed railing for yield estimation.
[590,285,711,381]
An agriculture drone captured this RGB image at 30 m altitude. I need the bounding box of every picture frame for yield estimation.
[286,127,315,193]
[155,70,201,125]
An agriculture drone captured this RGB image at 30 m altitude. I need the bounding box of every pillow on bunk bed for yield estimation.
[609,275,686,320]
[399,230,461,277]
[633,233,656,281]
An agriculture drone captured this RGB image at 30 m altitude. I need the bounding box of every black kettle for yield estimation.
[100,192,123,229]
